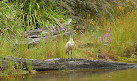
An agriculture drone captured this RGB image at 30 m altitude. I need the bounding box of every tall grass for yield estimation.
[0,1,23,37]
[101,10,137,60]
[71,10,137,61]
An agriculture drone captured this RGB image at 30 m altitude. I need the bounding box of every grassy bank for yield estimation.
[0,10,136,61]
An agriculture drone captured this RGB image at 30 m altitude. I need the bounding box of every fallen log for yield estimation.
[0,56,137,71]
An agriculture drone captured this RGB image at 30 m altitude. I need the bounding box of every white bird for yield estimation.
[65,30,75,59]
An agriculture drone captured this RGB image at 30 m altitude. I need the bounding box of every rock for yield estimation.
[13,20,72,46]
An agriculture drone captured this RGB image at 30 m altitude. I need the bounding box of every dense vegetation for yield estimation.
[0,0,137,76]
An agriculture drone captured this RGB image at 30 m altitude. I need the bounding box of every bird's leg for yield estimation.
[68,52,69,59]
[71,51,72,60]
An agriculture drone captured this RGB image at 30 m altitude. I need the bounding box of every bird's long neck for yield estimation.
[70,30,73,42]
[70,36,73,42]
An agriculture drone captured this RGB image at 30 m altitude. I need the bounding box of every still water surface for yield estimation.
[1,68,137,81]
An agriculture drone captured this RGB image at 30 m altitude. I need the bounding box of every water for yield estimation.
[1,68,137,81]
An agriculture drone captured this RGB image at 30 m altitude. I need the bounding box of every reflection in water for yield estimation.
[1,69,137,81]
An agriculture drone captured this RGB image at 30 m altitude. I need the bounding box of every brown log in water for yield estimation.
[0,56,137,71]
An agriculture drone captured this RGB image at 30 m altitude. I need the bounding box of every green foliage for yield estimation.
[58,0,114,29]
[0,1,23,37]
[61,0,113,17]
[0,0,68,37]
[20,0,66,29]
